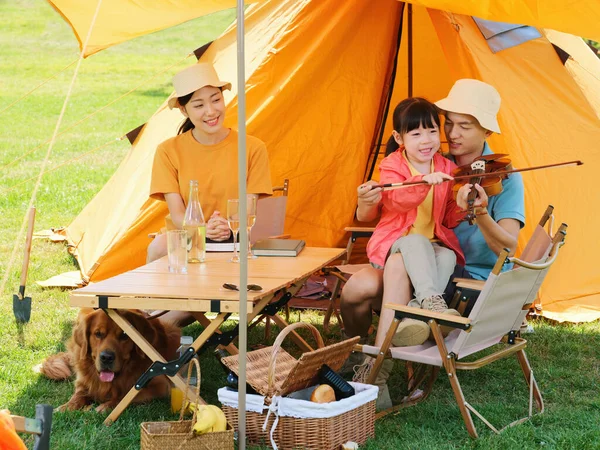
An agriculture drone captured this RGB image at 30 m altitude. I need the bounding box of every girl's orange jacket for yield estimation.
[366,151,465,268]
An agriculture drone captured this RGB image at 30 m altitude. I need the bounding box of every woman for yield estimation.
[147,63,273,262]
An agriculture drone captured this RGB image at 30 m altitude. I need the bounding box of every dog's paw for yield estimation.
[54,403,69,413]
[95,403,113,413]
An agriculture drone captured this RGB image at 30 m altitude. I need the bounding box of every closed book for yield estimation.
[252,239,305,257]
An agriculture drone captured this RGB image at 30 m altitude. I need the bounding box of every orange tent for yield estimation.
[52,0,600,322]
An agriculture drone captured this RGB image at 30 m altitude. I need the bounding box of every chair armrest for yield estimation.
[384,303,472,331]
[454,278,485,291]
[344,226,375,233]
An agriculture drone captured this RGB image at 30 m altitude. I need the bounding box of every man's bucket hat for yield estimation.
[435,79,501,134]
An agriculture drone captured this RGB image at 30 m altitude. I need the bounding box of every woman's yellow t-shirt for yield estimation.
[150,129,273,226]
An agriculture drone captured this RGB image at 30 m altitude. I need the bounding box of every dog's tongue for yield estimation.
[99,370,115,382]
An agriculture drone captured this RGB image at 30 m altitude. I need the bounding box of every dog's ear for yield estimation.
[121,310,159,358]
[73,312,91,360]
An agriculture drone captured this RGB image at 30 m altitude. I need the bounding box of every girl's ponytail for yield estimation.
[385,135,399,156]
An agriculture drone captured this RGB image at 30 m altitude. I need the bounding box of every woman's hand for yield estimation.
[206,211,231,241]
[422,172,453,185]
[456,183,489,211]
[357,181,383,207]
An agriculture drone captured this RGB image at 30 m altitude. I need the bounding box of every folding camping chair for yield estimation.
[10,404,53,450]
[447,204,558,319]
[322,226,374,332]
[357,215,567,438]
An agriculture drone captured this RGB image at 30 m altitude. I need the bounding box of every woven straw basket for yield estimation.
[221,322,375,449]
[141,358,234,450]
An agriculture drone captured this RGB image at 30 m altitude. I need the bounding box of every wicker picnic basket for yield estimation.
[140,358,234,450]
[219,322,376,449]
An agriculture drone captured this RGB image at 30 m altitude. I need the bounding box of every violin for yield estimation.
[451,154,512,224]
[372,158,583,225]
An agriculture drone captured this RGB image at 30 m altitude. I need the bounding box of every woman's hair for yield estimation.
[385,97,441,156]
[176,92,195,135]
[176,86,224,135]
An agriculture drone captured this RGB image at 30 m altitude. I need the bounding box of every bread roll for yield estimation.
[310,384,336,403]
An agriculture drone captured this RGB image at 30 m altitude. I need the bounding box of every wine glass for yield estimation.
[226,199,240,263]
[246,194,258,259]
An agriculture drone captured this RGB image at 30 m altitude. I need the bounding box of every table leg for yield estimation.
[191,312,239,355]
[269,314,313,352]
[103,310,228,426]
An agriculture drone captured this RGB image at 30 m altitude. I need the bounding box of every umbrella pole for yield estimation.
[408,3,413,97]
[236,1,248,449]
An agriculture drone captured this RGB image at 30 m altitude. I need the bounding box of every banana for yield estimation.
[192,405,217,435]
[206,405,228,432]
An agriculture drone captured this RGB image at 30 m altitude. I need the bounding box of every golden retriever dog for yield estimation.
[41,308,180,412]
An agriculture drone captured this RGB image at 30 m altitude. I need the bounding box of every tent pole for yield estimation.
[408,3,413,97]
[236,0,248,448]
[365,2,405,181]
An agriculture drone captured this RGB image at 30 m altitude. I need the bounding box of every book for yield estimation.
[206,242,239,252]
[252,239,305,257]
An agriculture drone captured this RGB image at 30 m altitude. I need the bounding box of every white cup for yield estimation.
[167,230,188,274]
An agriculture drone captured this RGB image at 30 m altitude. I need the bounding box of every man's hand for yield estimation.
[456,183,489,211]
[422,172,453,185]
[357,180,383,207]
[206,211,231,241]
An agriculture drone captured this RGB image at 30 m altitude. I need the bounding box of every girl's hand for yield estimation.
[357,181,383,207]
[423,172,453,185]
[206,211,231,241]
[456,183,489,210]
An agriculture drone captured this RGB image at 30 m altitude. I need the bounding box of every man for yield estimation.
[341,79,525,409]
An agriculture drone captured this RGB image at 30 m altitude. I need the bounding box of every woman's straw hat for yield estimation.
[167,63,231,109]
[435,79,501,133]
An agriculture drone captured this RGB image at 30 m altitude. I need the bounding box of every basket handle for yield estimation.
[267,322,324,396]
[179,357,202,425]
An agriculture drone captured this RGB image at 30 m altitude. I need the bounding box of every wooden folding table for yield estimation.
[69,247,345,425]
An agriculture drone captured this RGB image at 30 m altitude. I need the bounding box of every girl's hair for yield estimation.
[176,87,224,135]
[385,97,441,156]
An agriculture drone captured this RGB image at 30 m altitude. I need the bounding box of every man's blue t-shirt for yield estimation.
[453,143,525,280]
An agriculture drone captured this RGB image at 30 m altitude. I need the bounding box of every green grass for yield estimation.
[1,1,600,449]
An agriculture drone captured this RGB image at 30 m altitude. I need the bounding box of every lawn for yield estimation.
[1,1,600,449]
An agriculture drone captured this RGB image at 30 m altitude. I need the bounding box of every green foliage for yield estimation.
[1,2,600,449]
[584,39,600,57]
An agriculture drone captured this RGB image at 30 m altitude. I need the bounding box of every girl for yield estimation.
[353,98,465,407]
[147,63,273,262]
[365,97,465,317]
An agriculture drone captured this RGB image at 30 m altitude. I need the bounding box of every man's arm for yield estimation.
[456,183,521,256]
[473,214,520,256]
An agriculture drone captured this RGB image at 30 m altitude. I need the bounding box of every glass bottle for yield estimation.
[182,180,206,263]
[171,335,198,413]
[214,348,258,395]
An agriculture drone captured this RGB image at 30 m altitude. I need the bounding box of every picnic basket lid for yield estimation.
[221,322,359,397]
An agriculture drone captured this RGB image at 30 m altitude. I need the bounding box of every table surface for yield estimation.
[70,247,345,312]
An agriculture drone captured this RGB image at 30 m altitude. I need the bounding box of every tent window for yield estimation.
[473,17,542,53]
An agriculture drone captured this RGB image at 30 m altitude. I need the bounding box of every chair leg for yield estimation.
[366,316,400,385]
[516,349,544,413]
[265,316,271,341]
[430,321,478,438]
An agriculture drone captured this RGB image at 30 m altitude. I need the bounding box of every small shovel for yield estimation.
[13,206,36,323]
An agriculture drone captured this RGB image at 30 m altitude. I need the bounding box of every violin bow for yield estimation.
[373,160,583,191]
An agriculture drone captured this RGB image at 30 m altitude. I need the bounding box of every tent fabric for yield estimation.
[61,0,600,323]
[47,0,600,58]
[46,0,261,57]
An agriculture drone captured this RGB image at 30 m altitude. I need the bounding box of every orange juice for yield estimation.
[170,386,184,414]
